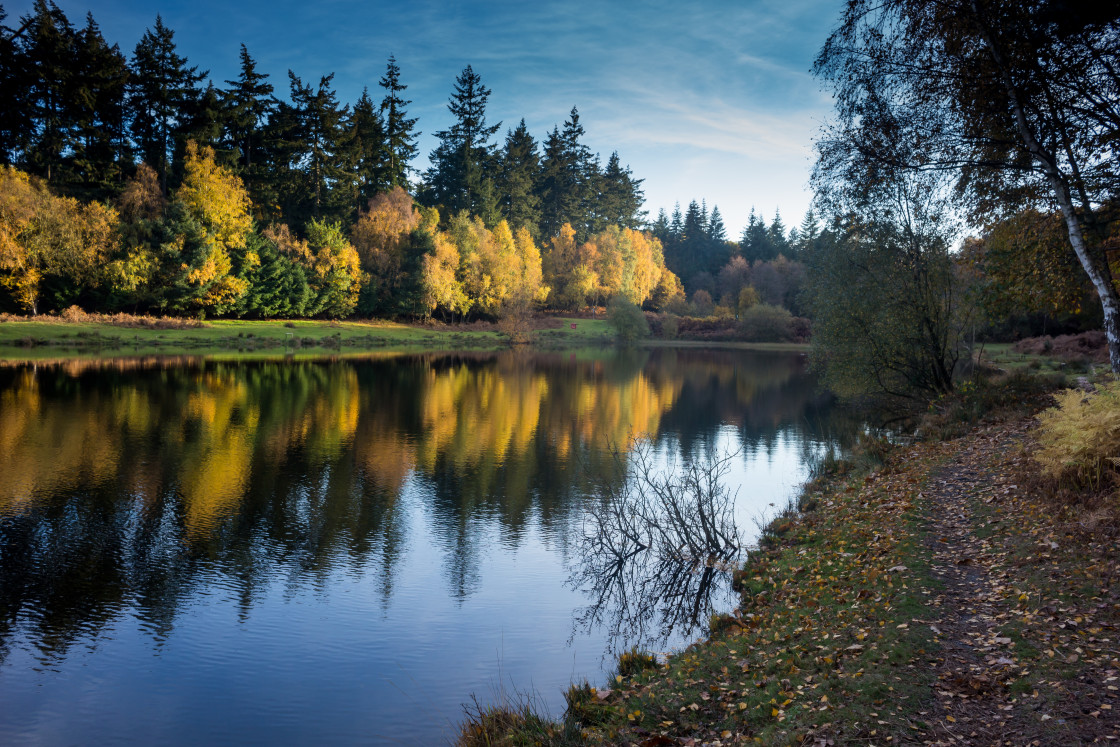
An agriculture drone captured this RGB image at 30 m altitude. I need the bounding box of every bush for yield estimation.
[1035,381,1120,489]
[615,647,659,678]
[606,295,649,343]
[737,303,793,342]
[690,289,714,317]
[660,313,679,340]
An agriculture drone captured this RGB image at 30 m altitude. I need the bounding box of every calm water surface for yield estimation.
[0,348,853,745]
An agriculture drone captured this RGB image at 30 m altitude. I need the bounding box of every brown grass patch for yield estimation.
[1,306,207,330]
[1012,330,1107,362]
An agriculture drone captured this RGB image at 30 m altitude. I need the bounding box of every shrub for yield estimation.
[561,681,610,729]
[737,303,793,342]
[660,313,679,340]
[615,647,659,678]
[690,289,714,316]
[1035,381,1120,489]
[606,295,649,343]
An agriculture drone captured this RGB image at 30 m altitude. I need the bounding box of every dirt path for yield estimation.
[921,420,1120,746]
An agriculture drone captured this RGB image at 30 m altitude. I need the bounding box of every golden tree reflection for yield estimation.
[0,349,844,653]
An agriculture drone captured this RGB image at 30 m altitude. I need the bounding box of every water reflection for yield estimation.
[569,440,743,651]
[0,348,854,742]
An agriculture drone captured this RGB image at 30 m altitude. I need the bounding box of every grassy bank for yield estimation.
[0,314,814,359]
[460,373,1120,745]
[0,315,615,358]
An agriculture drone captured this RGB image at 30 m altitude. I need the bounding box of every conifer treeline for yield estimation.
[0,2,646,238]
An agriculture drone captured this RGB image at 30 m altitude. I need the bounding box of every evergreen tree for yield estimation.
[128,15,207,192]
[669,203,683,238]
[0,7,31,165]
[345,87,387,214]
[496,119,541,233]
[597,151,645,229]
[677,199,710,283]
[768,209,790,257]
[176,81,224,163]
[537,107,591,238]
[707,205,727,242]
[583,151,605,235]
[741,208,773,262]
[421,65,500,217]
[682,200,706,244]
[378,55,418,189]
[20,0,77,184]
[237,231,310,318]
[69,13,130,201]
[221,44,275,210]
[279,71,349,225]
[797,208,820,256]
[651,208,670,243]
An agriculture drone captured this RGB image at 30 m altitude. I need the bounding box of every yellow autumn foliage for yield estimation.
[1035,382,1120,489]
[176,141,251,251]
[0,165,118,312]
[352,185,420,275]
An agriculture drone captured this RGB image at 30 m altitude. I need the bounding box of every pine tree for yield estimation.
[496,119,541,233]
[69,13,130,201]
[797,208,820,257]
[128,15,207,192]
[221,44,274,209]
[583,152,604,235]
[676,200,710,283]
[20,0,77,184]
[598,151,645,229]
[345,87,387,214]
[768,209,790,257]
[281,71,349,225]
[682,200,706,243]
[537,107,591,238]
[378,55,418,189]
[176,81,224,163]
[707,205,727,242]
[669,203,683,239]
[651,208,670,243]
[422,65,500,217]
[0,7,31,166]
[741,208,772,262]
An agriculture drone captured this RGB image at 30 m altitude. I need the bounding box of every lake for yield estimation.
[0,348,853,745]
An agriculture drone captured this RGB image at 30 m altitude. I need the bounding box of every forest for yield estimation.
[0,1,819,331]
[1,0,1113,374]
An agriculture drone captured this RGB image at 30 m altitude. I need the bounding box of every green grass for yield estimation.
[531,317,614,347]
[0,314,814,361]
[978,342,1076,372]
[458,445,950,746]
[0,316,619,359]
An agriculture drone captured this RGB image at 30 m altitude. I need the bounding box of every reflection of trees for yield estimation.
[569,442,741,652]
[647,348,861,459]
[0,347,845,659]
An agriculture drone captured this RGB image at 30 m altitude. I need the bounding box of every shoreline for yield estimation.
[460,375,1120,745]
[0,316,810,361]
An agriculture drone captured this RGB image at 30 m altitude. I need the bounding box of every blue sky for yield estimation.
[10,0,839,237]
